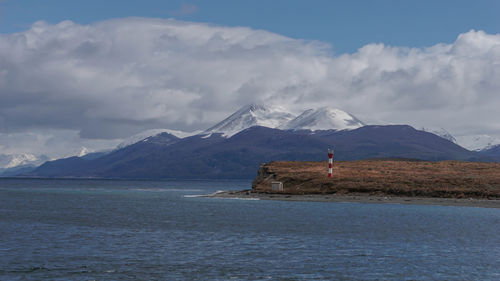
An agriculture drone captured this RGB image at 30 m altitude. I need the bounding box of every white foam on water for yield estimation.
[220,197,260,201]
[131,188,203,192]
[183,190,226,198]
[183,190,260,200]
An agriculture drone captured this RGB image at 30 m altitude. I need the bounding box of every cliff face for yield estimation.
[251,163,276,189]
[252,160,500,198]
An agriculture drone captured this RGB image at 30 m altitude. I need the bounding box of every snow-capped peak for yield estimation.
[420,127,457,143]
[281,107,365,131]
[455,134,500,151]
[59,147,95,159]
[0,153,50,169]
[77,147,91,157]
[116,129,201,149]
[203,104,295,137]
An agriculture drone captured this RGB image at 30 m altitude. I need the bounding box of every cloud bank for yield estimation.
[0,18,499,156]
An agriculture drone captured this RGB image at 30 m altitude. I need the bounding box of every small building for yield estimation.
[271,181,283,191]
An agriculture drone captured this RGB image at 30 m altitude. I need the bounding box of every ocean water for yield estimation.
[1,179,500,280]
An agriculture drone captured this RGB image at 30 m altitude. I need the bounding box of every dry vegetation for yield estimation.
[252,160,500,198]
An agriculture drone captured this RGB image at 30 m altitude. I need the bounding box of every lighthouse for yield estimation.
[328,149,334,178]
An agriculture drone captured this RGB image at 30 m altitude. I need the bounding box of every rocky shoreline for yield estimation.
[206,190,500,209]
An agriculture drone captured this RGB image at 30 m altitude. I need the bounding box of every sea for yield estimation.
[1,178,500,280]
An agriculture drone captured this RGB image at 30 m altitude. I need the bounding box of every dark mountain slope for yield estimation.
[315,125,477,161]
[480,145,500,161]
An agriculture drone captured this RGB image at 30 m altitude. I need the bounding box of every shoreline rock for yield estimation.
[206,190,500,209]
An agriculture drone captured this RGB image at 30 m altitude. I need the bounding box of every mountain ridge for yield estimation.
[282,107,365,131]
[203,104,295,137]
[27,125,490,179]
[7,104,500,177]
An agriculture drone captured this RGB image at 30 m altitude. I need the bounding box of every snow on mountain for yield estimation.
[281,107,365,131]
[455,134,500,151]
[117,129,201,149]
[203,104,295,137]
[0,153,50,169]
[57,147,94,159]
[77,147,91,157]
[420,127,457,143]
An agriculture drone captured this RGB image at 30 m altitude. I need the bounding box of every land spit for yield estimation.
[208,160,500,208]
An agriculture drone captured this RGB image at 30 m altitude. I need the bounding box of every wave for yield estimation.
[219,197,260,201]
[131,188,203,192]
[184,190,260,200]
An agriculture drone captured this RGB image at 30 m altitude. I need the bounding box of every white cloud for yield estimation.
[0,129,121,158]
[0,18,499,157]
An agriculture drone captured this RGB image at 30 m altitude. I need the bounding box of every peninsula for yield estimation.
[212,160,500,208]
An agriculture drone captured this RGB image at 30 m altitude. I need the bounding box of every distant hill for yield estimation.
[28,125,488,179]
[0,165,38,177]
[480,145,500,161]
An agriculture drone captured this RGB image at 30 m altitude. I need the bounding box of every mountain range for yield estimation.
[22,104,500,179]
[0,153,50,177]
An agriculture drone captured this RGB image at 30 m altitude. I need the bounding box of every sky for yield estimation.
[2,0,499,54]
[0,0,499,158]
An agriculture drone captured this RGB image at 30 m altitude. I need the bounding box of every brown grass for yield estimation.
[252,160,500,198]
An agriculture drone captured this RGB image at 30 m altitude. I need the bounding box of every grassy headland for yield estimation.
[251,160,500,199]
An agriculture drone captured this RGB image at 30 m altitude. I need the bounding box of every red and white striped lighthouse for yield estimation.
[328,149,334,178]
